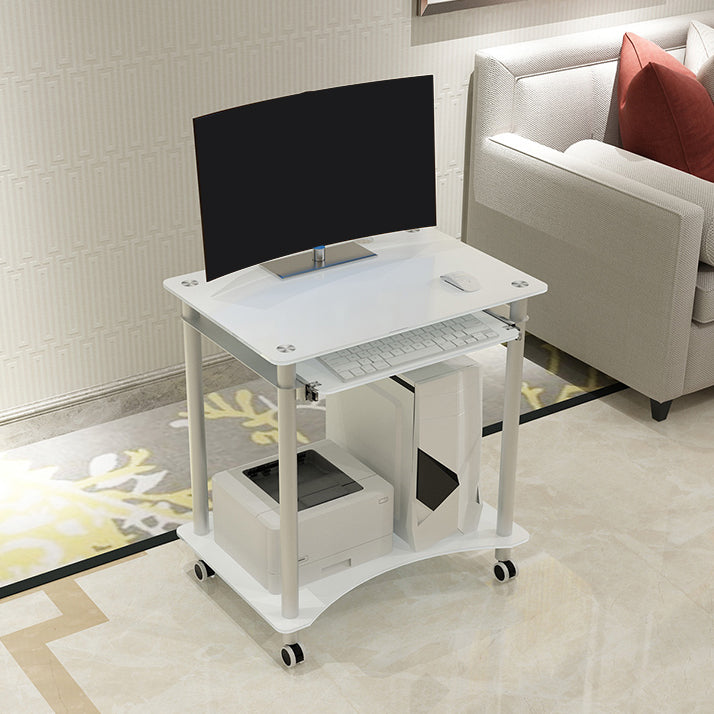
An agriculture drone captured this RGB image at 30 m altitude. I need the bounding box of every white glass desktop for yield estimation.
[163,227,547,664]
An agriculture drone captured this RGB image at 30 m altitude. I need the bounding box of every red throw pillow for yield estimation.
[618,32,714,181]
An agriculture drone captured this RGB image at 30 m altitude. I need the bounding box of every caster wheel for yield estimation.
[193,560,215,582]
[280,642,306,668]
[494,560,518,582]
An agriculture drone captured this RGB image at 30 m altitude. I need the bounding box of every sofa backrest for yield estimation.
[473,11,714,152]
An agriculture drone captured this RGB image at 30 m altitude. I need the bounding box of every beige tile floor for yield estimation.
[1,387,712,713]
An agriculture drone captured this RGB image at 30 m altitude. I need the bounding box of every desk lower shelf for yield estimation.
[178,502,528,634]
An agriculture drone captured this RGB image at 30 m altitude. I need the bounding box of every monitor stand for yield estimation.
[261,242,376,279]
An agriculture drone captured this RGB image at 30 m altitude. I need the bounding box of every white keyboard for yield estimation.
[318,312,514,383]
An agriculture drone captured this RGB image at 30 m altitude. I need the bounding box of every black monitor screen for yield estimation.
[193,75,437,281]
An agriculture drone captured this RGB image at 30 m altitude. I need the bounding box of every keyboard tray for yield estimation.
[296,310,518,398]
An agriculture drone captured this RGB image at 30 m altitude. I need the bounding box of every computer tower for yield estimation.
[326,355,482,551]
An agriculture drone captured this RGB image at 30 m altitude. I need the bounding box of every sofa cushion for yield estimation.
[684,20,714,72]
[693,264,714,324]
[697,56,714,99]
[618,32,714,182]
[685,20,714,100]
[565,140,714,268]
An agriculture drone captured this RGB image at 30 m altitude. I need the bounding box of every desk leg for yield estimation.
[495,298,527,563]
[182,305,210,536]
[277,364,299,621]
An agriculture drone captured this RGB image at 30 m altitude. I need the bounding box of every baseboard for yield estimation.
[0,355,258,450]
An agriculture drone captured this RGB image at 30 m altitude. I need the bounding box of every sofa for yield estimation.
[465,11,714,420]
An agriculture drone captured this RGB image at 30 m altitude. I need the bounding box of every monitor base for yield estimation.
[261,242,376,279]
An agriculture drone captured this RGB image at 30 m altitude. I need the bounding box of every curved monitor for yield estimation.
[193,75,437,281]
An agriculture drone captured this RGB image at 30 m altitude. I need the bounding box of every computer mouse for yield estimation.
[440,271,481,292]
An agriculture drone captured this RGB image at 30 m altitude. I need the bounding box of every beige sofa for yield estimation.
[465,11,714,420]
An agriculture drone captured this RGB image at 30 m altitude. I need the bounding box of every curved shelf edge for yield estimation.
[178,502,528,634]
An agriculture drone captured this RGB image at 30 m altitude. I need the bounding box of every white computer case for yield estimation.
[326,355,482,551]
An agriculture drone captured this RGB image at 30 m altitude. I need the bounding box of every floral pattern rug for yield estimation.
[0,339,616,588]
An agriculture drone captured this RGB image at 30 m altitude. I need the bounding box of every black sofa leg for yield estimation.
[650,399,673,422]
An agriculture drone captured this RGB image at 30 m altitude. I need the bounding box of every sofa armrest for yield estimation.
[565,139,714,266]
[467,133,704,402]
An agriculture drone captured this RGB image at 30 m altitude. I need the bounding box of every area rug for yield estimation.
[0,338,619,591]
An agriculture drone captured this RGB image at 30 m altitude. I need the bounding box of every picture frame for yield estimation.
[418,0,520,16]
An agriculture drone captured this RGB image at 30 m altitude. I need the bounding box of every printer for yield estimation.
[212,439,393,594]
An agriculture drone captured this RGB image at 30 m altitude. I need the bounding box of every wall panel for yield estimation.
[0,0,708,413]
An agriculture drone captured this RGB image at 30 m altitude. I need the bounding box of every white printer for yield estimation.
[212,439,393,594]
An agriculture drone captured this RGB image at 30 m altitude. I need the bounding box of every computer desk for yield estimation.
[164,227,547,666]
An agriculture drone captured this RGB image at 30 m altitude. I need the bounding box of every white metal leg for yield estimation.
[495,298,528,562]
[277,364,299,620]
[182,304,210,536]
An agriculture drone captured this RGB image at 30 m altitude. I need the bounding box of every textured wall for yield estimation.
[0,0,707,413]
